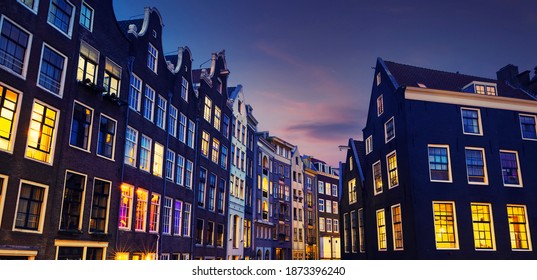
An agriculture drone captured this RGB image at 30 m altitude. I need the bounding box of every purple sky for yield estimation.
[113,0,537,167]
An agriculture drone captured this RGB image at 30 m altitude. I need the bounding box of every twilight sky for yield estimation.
[113,0,537,167]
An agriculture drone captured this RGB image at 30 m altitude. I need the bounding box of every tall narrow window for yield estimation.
[376,209,387,251]
[506,205,531,250]
[165,149,175,181]
[201,131,209,157]
[90,179,110,233]
[373,161,382,195]
[386,151,398,188]
[221,146,228,170]
[0,85,20,153]
[147,43,158,73]
[176,155,184,186]
[135,188,148,231]
[433,201,458,249]
[60,171,86,231]
[47,0,74,36]
[519,114,537,140]
[208,173,216,211]
[384,117,395,143]
[344,213,350,253]
[471,203,495,250]
[162,197,172,235]
[124,127,138,167]
[103,59,121,97]
[26,100,58,164]
[500,150,522,187]
[218,179,225,214]
[173,200,182,236]
[187,119,195,149]
[181,77,188,102]
[128,74,142,111]
[178,113,187,143]
[377,95,384,116]
[204,96,212,122]
[461,108,482,135]
[139,135,151,172]
[118,184,133,229]
[69,102,92,151]
[38,44,66,96]
[196,219,204,245]
[168,105,177,137]
[465,147,488,184]
[149,193,160,233]
[222,115,230,139]
[391,204,403,250]
[143,86,155,122]
[96,115,116,160]
[153,142,164,177]
[211,138,219,163]
[77,41,98,84]
[182,203,191,236]
[214,106,221,131]
[155,95,166,130]
[79,2,93,31]
[348,179,357,204]
[428,145,452,182]
[365,135,373,155]
[198,168,207,208]
[358,209,365,252]
[319,217,325,232]
[14,181,48,232]
[185,160,193,189]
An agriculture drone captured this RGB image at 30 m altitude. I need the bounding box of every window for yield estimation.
[221,146,228,169]
[198,168,207,208]
[461,108,482,135]
[318,199,324,212]
[68,102,93,152]
[201,131,209,157]
[500,150,522,187]
[332,184,338,197]
[377,95,384,116]
[165,149,175,181]
[18,0,39,12]
[214,106,221,131]
[326,200,332,214]
[56,244,105,260]
[183,203,191,236]
[391,204,403,250]
[77,41,99,84]
[333,201,338,214]
[211,138,219,163]
[196,219,204,245]
[135,188,148,231]
[128,74,142,111]
[326,218,333,232]
[162,197,172,235]
[47,0,75,37]
[26,100,58,164]
[153,142,164,177]
[325,183,331,196]
[208,173,216,211]
[143,86,155,121]
[124,127,138,166]
[0,85,20,153]
[319,217,325,232]
[384,117,395,143]
[60,171,86,231]
[222,115,230,138]
[103,59,121,97]
[178,113,187,143]
[433,201,458,249]
[0,17,32,77]
[376,209,387,251]
[506,205,531,250]
[96,115,116,160]
[465,147,488,184]
[204,96,212,122]
[185,160,193,189]
[385,151,399,188]
[348,179,357,204]
[149,193,160,233]
[333,220,339,233]
[344,213,350,252]
[217,179,225,214]
[118,184,133,229]
[373,161,382,195]
[181,77,188,102]
[89,179,110,233]
[155,95,166,130]
[187,119,195,149]
[168,105,177,137]
[176,155,184,185]
[475,85,485,95]
[173,200,182,236]
[79,2,93,31]
[428,145,452,182]
[471,203,495,250]
[519,114,537,140]
[318,181,324,194]
[217,223,225,247]
[485,85,496,96]
[38,44,67,96]
[376,72,381,86]
[139,135,151,172]
[147,43,158,73]
[14,180,48,232]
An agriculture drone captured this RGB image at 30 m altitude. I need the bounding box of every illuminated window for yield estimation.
[153,142,164,177]
[139,135,151,172]
[0,16,31,77]
[26,100,58,164]
[386,151,398,188]
[0,85,20,153]
[128,73,142,111]
[69,101,92,151]
[433,201,458,249]
[373,161,382,195]
[134,188,148,231]
[56,245,105,260]
[500,150,522,187]
[149,193,160,233]
[181,77,188,102]
[475,85,485,95]
[208,173,216,212]
[0,175,7,225]
[201,131,209,157]
[333,201,338,214]
[165,149,175,181]
[38,44,66,96]
[80,2,93,31]
[391,204,403,250]
[155,95,166,130]
[118,184,133,229]
[185,160,193,189]
[507,205,531,250]
[103,58,121,97]
[326,183,332,196]
[384,117,395,143]
[168,105,177,137]
[173,200,182,236]
[333,220,339,234]
[162,197,172,235]
[326,200,332,214]
[187,119,195,149]
[47,0,74,36]
[211,138,219,163]
[90,179,110,233]
[14,180,48,232]
[198,168,207,207]
[376,209,387,251]
[377,94,383,116]
[471,203,495,250]
[485,85,496,96]
[143,86,155,122]
[376,72,381,86]
[326,218,333,232]
[428,145,451,182]
[60,171,86,231]
[182,203,191,236]
[204,96,212,122]
[519,114,537,140]
[465,147,488,184]
[77,41,98,84]
[461,108,482,135]
[214,106,221,131]
[96,115,116,160]
[124,127,137,167]
[147,43,157,73]
[319,217,325,232]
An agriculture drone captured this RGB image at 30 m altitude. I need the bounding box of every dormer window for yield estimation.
[463,81,497,96]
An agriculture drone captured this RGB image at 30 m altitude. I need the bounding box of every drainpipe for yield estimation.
[190,116,201,258]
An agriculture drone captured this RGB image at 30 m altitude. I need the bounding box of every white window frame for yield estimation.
[147,43,158,73]
[0,174,7,226]
[428,144,452,183]
[499,150,523,188]
[377,94,384,116]
[59,170,87,231]
[128,73,142,112]
[69,100,93,153]
[155,94,166,130]
[153,142,164,177]
[465,147,488,185]
[168,105,177,137]
[124,126,138,167]
[386,150,399,189]
[519,114,537,141]
[391,204,404,251]
[373,160,382,195]
[0,83,23,154]
[432,201,459,250]
[24,99,60,165]
[0,16,33,79]
[384,117,395,143]
[80,1,94,32]
[460,107,483,136]
[470,202,496,251]
[17,0,40,14]
[376,209,387,251]
[13,179,49,233]
[181,77,188,102]
[162,197,172,235]
[165,149,175,181]
[96,113,117,161]
[143,86,155,122]
[46,0,76,38]
[139,135,152,172]
[37,43,68,97]
[365,135,373,155]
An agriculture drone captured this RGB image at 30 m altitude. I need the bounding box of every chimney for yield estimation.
[517,70,531,86]
[496,64,519,85]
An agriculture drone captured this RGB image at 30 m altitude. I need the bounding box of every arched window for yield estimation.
[256,249,262,260]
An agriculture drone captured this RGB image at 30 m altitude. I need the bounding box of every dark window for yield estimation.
[520,115,537,140]
[500,151,520,186]
[97,115,116,159]
[90,179,110,233]
[60,171,85,230]
[48,0,74,35]
[465,149,486,183]
[39,45,65,95]
[0,18,30,75]
[70,102,92,150]
[195,219,204,245]
[428,146,450,181]
[461,109,481,134]
[15,183,45,231]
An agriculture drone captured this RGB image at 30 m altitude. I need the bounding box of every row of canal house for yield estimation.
[0,0,338,260]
